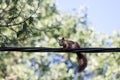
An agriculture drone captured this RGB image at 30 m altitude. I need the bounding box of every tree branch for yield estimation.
[0,16,30,27]
[0,2,39,27]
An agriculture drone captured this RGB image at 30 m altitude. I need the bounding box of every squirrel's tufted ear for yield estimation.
[62,37,64,40]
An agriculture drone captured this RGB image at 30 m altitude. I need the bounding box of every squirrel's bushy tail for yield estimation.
[76,52,87,72]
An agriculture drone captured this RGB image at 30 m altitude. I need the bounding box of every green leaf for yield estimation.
[5,0,10,5]
[0,0,2,4]
[12,0,18,4]
[29,17,33,24]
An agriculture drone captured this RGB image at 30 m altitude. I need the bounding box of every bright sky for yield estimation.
[55,0,120,35]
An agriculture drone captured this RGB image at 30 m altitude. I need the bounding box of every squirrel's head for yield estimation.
[58,37,65,46]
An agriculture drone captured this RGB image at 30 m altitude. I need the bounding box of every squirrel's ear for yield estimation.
[62,37,64,40]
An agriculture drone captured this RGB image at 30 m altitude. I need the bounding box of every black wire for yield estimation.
[0,47,120,53]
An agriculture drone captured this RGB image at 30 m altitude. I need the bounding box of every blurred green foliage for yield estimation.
[0,0,120,80]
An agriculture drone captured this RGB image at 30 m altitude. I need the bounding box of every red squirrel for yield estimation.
[58,37,87,72]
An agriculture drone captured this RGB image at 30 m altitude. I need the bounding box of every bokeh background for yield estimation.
[55,0,120,35]
[0,0,120,80]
